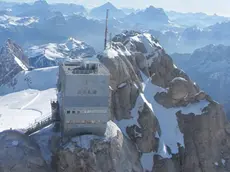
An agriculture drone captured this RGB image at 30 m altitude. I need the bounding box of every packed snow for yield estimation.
[0,67,58,132]
[221,159,226,165]
[104,48,119,58]
[141,152,155,171]
[141,72,209,155]
[116,71,209,161]
[0,66,58,94]
[64,121,120,151]
[118,82,127,89]
[0,89,56,132]
[14,55,28,71]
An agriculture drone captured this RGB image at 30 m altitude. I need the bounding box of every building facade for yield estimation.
[57,59,110,137]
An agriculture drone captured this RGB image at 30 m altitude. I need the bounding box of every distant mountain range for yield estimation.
[150,20,230,54]
[90,2,126,19]
[166,11,229,28]
[0,0,230,53]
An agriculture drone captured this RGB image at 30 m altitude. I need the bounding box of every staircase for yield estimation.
[25,115,53,135]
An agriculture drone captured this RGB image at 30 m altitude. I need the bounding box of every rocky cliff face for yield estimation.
[1,31,230,172]
[171,44,230,119]
[0,130,50,172]
[97,31,230,171]
[0,39,29,86]
[50,121,142,172]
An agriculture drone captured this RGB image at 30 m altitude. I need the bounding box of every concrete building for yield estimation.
[57,59,110,137]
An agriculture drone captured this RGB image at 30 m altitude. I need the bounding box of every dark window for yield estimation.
[72,111,75,114]
[67,110,70,114]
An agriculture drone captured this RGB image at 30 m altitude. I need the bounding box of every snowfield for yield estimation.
[0,67,58,132]
[116,72,209,171]
[0,89,56,132]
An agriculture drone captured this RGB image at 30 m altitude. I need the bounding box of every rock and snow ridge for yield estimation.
[26,37,96,68]
[0,39,29,86]
[0,31,229,172]
[100,31,216,171]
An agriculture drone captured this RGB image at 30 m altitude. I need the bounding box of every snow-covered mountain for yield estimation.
[90,2,126,19]
[26,38,96,68]
[49,3,87,15]
[123,6,169,30]
[150,20,230,53]
[11,0,52,18]
[166,11,230,28]
[0,15,38,28]
[171,44,230,117]
[0,39,29,86]
[0,31,229,172]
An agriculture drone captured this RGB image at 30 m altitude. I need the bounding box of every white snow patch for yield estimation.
[105,120,121,138]
[173,64,178,69]
[14,55,28,71]
[118,82,127,89]
[158,137,171,158]
[0,66,58,94]
[12,140,19,146]
[104,48,119,58]
[71,135,101,149]
[65,121,120,151]
[155,132,160,138]
[141,152,155,171]
[221,159,226,165]
[140,72,209,155]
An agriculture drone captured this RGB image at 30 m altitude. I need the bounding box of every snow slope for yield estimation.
[0,67,58,132]
[26,38,96,68]
[116,72,209,171]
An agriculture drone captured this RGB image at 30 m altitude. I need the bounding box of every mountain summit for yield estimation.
[90,2,126,19]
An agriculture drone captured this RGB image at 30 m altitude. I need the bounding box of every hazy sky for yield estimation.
[4,0,230,16]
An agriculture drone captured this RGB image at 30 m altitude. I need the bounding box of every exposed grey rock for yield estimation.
[0,130,49,172]
[0,39,29,86]
[53,121,142,172]
[126,103,161,153]
[176,102,230,172]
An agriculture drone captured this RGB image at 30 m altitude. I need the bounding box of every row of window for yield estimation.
[66,120,102,124]
[66,109,107,114]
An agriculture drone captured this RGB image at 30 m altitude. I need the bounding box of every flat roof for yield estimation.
[60,59,110,76]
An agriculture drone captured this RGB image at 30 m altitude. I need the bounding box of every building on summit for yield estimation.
[56,59,111,137]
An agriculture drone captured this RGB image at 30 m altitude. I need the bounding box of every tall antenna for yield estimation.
[109,33,112,48]
[104,9,109,50]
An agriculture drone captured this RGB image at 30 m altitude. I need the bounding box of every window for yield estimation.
[67,110,70,114]
[72,111,75,114]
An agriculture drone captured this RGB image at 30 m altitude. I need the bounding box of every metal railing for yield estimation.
[25,115,53,135]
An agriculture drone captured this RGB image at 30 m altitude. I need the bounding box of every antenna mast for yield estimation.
[104,9,109,50]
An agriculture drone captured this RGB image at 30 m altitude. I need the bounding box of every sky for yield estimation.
[3,0,230,16]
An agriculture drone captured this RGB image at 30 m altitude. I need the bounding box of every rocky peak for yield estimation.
[101,2,117,10]
[0,39,29,86]
[33,0,49,9]
[1,31,230,172]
